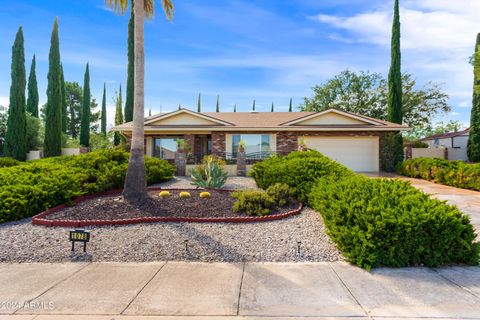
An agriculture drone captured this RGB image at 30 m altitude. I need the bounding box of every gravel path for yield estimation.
[0,177,342,263]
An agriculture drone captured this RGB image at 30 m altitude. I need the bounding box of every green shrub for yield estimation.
[0,157,20,168]
[309,175,479,269]
[231,190,275,216]
[250,150,354,201]
[397,158,480,191]
[266,183,296,207]
[190,155,228,189]
[0,149,175,223]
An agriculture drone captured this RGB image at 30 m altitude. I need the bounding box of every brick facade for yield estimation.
[211,132,226,156]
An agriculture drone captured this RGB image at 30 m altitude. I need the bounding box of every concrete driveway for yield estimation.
[397,176,480,234]
[0,261,479,319]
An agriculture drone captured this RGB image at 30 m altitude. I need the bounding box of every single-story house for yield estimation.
[420,129,469,149]
[418,128,470,161]
[113,108,409,172]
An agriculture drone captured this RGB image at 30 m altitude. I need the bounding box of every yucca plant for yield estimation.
[190,156,228,189]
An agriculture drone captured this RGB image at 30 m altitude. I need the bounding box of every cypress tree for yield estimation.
[387,0,403,124]
[4,27,27,161]
[44,18,63,157]
[178,104,181,110]
[124,5,134,123]
[289,98,293,112]
[26,54,39,118]
[385,0,404,170]
[149,108,151,117]
[197,93,201,112]
[233,104,236,112]
[101,83,107,135]
[468,33,480,162]
[60,64,67,133]
[252,99,256,111]
[114,85,124,146]
[216,95,219,112]
[271,102,274,112]
[79,63,90,147]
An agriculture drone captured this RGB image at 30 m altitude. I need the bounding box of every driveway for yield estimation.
[396,176,480,234]
[0,261,479,319]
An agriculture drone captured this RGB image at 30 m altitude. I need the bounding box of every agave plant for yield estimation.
[190,156,228,189]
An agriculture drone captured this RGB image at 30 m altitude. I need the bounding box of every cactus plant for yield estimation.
[159,191,171,198]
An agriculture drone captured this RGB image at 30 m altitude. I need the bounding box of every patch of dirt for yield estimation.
[44,190,299,221]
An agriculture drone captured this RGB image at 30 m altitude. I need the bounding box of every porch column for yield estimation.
[237,145,246,176]
[175,148,186,176]
[145,137,153,157]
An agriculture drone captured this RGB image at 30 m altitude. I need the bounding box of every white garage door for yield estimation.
[303,136,379,172]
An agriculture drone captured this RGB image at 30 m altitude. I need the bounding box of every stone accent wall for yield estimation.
[183,134,195,153]
[237,147,246,176]
[211,132,226,155]
[276,132,298,153]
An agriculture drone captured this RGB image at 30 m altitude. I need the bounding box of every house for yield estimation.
[420,129,469,149]
[420,129,469,161]
[113,108,409,172]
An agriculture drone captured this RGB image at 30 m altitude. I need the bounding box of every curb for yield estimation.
[32,188,304,227]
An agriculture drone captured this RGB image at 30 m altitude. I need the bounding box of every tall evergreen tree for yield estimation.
[79,63,90,147]
[44,18,63,157]
[197,93,201,112]
[252,99,256,111]
[148,108,151,116]
[271,102,274,112]
[26,54,39,118]
[124,4,134,123]
[233,104,236,112]
[216,95,219,112]
[101,83,107,135]
[384,0,404,170]
[468,33,480,162]
[60,64,67,133]
[289,98,293,112]
[387,0,403,124]
[114,85,125,146]
[4,27,27,161]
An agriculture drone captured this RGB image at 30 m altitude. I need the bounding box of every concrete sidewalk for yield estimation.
[0,262,479,319]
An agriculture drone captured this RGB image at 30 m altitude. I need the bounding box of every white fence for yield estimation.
[411,147,468,161]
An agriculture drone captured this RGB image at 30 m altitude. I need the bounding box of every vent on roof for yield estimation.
[250,111,258,113]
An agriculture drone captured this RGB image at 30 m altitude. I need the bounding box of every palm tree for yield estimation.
[106,0,174,202]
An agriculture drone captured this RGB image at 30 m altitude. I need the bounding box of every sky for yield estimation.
[0,0,478,129]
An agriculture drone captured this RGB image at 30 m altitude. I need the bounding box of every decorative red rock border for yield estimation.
[32,187,304,227]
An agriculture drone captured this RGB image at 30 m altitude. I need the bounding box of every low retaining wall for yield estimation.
[412,148,446,159]
[31,187,304,227]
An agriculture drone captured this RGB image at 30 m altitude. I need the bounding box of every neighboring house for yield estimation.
[113,108,409,172]
[419,129,469,161]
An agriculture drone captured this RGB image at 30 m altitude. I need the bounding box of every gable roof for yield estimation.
[280,109,384,126]
[421,128,470,141]
[113,109,409,132]
[144,109,234,126]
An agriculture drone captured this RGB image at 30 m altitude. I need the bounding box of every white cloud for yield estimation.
[313,1,480,51]
[312,0,480,121]
[0,96,8,107]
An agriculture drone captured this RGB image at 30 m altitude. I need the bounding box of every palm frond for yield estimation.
[161,0,174,21]
[105,0,129,14]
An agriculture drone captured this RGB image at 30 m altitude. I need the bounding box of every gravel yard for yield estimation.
[0,177,342,263]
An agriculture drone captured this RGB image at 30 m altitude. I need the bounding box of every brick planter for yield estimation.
[31,188,304,227]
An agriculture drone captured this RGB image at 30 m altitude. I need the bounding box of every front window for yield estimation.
[154,137,183,160]
[232,134,271,157]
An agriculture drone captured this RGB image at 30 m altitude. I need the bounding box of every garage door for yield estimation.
[303,136,379,172]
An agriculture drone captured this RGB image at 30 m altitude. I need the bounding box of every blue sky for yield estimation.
[0,0,478,128]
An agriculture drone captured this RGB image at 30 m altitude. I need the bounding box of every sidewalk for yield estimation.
[1,261,479,319]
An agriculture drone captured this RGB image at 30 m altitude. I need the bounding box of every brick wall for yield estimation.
[276,132,298,153]
[211,132,226,155]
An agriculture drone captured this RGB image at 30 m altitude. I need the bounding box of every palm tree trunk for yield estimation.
[123,0,147,202]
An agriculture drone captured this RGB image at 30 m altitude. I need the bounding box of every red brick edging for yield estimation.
[31,188,304,227]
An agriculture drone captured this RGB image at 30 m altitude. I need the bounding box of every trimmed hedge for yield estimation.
[0,157,20,168]
[0,149,175,223]
[397,158,480,191]
[310,175,479,269]
[252,151,479,269]
[250,150,354,201]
